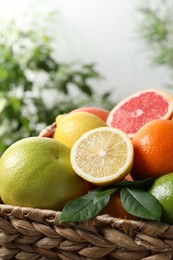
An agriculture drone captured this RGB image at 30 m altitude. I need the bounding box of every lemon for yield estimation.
[55,114,67,125]
[149,172,173,224]
[70,126,134,186]
[0,137,89,210]
[53,112,106,148]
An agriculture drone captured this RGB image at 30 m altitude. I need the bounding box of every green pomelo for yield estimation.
[0,137,89,210]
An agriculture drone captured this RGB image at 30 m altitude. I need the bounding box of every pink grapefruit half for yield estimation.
[107,88,173,138]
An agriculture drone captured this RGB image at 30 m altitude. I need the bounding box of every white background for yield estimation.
[0,0,171,101]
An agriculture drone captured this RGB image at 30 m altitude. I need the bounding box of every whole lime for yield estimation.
[0,137,89,210]
[149,172,173,224]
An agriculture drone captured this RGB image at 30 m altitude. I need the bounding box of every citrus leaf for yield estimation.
[94,187,118,203]
[114,178,154,189]
[120,187,162,221]
[59,188,114,223]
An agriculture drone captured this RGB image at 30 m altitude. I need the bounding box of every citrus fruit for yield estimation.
[70,126,134,186]
[0,137,89,210]
[125,173,133,181]
[53,112,106,149]
[107,88,173,138]
[149,172,173,224]
[131,119,173,180]
[55,114,67,125]
[70,106,110,122]
[101,190,139,220]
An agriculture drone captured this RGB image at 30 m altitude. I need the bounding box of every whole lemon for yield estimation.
[53,112,106,148]
[149,172,173,224]
[0,137,89,210]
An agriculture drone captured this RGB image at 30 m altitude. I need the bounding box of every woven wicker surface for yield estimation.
[0,203,173,260]
[39,123,56,138]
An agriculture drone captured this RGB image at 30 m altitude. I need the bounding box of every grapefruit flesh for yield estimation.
[107,88,173,138]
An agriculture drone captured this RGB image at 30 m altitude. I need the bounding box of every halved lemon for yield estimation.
[70,127,134,186]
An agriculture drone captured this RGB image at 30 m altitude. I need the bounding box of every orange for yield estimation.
[70,106,110,122]
[131,119,173,180]
[101,190,139,220]
[0,137,89,210]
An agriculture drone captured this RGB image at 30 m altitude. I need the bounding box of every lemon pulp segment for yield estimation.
[71,127,134,185]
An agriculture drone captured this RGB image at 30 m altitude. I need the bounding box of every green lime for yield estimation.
[148,172,173,224]
[0,137,89,210]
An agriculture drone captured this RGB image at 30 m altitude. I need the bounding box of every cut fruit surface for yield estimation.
[107,88,173,138]
[70,127,134,186]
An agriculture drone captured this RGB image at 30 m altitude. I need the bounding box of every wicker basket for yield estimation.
[0,124,173,260]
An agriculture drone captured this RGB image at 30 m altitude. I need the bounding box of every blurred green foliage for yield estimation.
[0,16,113,155]
[136,0,173,71]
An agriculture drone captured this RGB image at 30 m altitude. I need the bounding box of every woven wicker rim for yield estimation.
[1,203,173,259]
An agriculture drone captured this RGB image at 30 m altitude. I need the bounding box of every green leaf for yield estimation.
[120,187,162,221]
[114,178,154,189]
[80,83,93,96]
[0,98,7,113]
[59,187,116,223]
[59,180,162,223]
[94,187,118,203]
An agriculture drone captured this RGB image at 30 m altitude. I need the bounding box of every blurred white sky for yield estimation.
[0,0,171,101]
